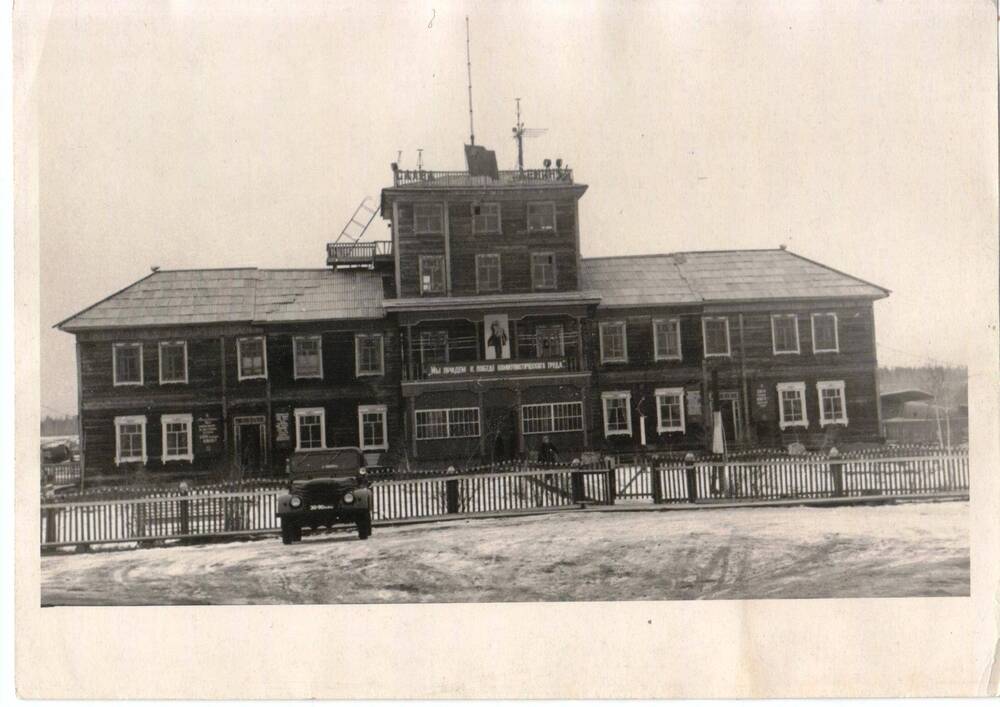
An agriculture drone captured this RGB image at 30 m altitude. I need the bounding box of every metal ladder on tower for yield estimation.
[327,197,380,268]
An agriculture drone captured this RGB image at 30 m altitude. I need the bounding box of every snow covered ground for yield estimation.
[40,501,968,605]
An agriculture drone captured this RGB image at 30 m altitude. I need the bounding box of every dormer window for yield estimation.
[527,202,556,232]
[414,203,444,234]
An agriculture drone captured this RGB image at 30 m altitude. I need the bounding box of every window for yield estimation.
[112,343,143,386]
[419,255,446,294]
[655,388,686,433]
[114,415,147,465]
[237,337,267,380]
[602,392,632,437]
[771,314,801,354]
[358,404,388,451]
[413,203,444,234]
[472,202,501,234]
[527,202,556,231]
[521,402,584,435]
[414,408,481,440]
[535,324,564,358]
[157,341,187,384]
[702,317,731,357]
[777,382,808,430]
[476,254,502,293]
[292,336,323,379]
[653,319,682,361]
[161,413,193,462]
[294,407,326,450]
[817,381,849,426]
[531,252,557,290]
[355,333,384,377]
[420,330,449,365]
[811,313,840,353]
[599,321,627,363]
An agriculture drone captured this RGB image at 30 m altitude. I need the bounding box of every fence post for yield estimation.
[446,478,460,514]
[179,482,190,535]
[650,458,663,504]
[605,458,616,505]
[829,447,844,497]
[43,486,58,545]
[685,452,698,503]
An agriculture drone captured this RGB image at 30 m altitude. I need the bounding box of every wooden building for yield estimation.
[58,157,890,476]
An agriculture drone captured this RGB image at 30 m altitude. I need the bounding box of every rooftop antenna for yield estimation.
[511,98,547,172]
[466,16,475,145]
[417,148,424,171]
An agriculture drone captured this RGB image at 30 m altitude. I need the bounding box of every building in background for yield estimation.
[57,149,890,478]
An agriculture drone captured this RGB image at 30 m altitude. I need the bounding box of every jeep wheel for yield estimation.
[281,519,301,545]
[357,512,372,540]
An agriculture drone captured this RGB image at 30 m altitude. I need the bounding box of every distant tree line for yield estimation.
[878,365,967,410]
[41,414,79,437]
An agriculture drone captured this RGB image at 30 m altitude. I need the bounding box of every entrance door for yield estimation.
[233,416,267,475]
[486,406,517,463]
[718,391,742,443]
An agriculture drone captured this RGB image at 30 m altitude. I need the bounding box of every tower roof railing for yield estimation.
[391,167,573,187]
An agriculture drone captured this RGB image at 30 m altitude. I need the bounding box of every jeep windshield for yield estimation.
[287,448,365,479]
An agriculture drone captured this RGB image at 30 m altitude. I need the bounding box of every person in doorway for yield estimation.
[538,435,559,465]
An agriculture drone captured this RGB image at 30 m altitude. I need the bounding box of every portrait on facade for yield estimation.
[484,313,510,360]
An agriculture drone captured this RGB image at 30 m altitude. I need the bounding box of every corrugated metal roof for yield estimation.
[57,268,385,330]
[580,249,889,307]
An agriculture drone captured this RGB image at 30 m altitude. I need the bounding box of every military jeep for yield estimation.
[276,447,373,544]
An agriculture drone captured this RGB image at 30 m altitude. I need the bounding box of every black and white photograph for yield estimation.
[10,0,1000,699]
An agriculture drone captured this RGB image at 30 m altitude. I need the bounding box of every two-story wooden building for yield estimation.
[57,154,890,476]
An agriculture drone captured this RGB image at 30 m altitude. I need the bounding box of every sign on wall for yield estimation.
[426,358,566,378]
[197,415,221,453]
[686,390,702,418]
[483,313,511,360]
[756,384,769,409]
[274,412,291,445]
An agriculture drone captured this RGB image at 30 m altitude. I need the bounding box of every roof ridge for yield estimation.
[581,248,783,262]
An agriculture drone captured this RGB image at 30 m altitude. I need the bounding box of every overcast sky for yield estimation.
[35,1,996,416]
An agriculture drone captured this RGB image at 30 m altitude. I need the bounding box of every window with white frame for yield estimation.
[293,336,323,379]
[476,254,501,292]
[414,407,481,440]
[472,202,501,234]
[771,314,800,354]
[777,382,808,430]
[114,415,147,465]
[702,317,731,357]
[531,252,557,290]
[355,333,384,377]
[655,388,686,433]
[601,391,632,437]
[527,202,556,231]
[113,343,143,386]
[817,380,849,426]
[358,404,388,451]
[811,313,840,353]
[599,321,627,363]
[653,319,682,361]
[158,341,187,384]
[419,255,446,294]
[420,330,449,365]
[294,407,326,450]
[521,402,584,435]
[237,336,267,380]
[413,203,444,234]
[161,413,193,462]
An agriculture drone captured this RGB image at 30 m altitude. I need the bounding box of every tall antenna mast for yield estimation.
[511,98,547,172]
[466,16,475,145]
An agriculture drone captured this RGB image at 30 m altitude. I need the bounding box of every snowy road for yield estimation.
[40,501,969,605]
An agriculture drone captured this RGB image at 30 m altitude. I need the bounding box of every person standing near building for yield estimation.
[538,435,558,465]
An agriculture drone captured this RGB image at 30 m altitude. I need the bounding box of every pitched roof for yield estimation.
[56,268,385,331]
[580,249,889,307]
